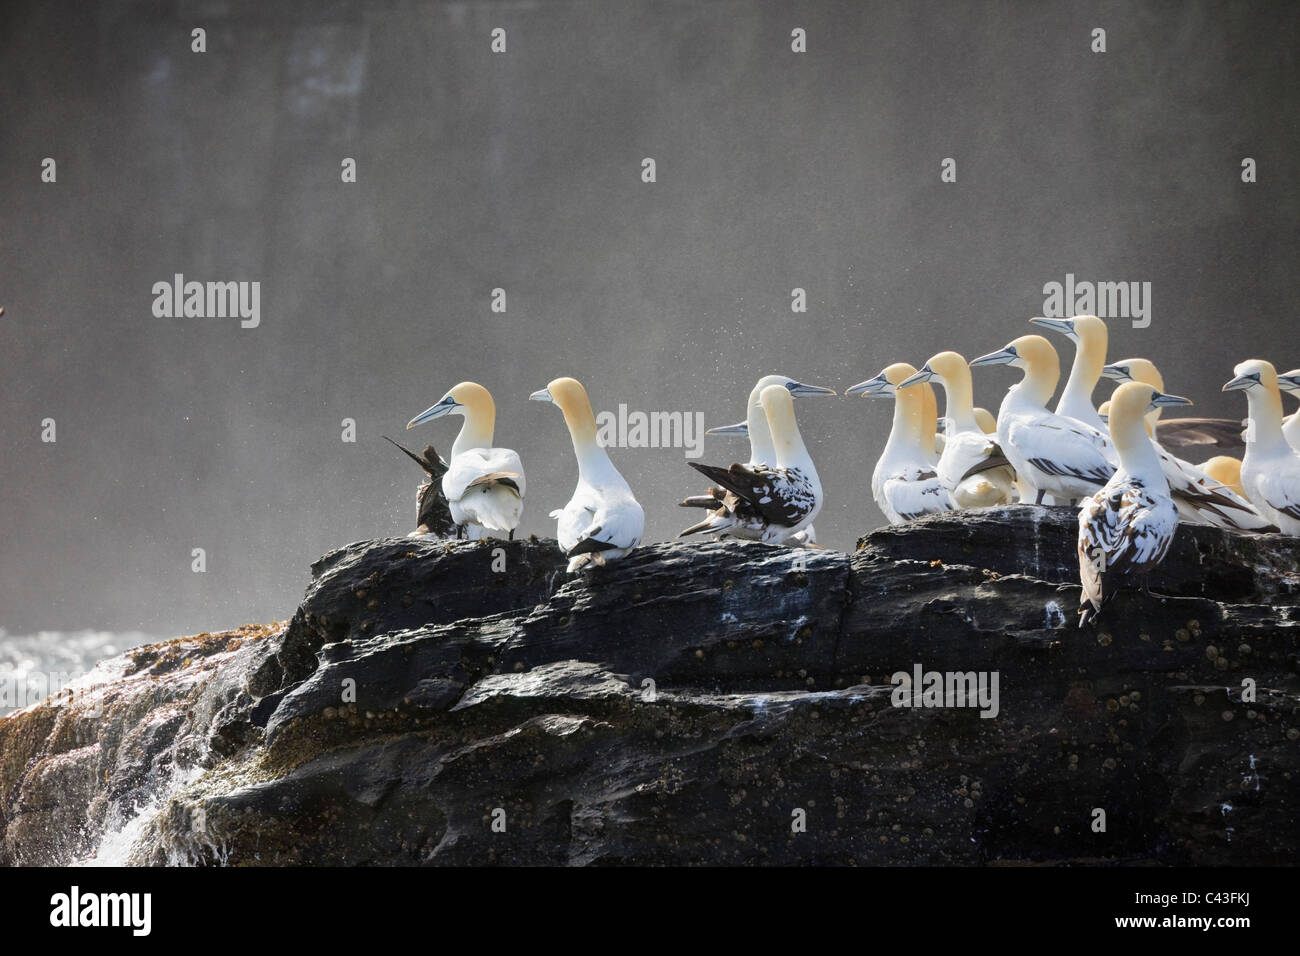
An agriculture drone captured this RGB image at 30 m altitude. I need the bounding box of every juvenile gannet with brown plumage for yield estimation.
[970,335,1116,504]
[406,382,525,540]
[900,351,1016,508]
[1077,382,1189,627]
[681,384,823,544]
[847,363,955,524]
[1028,315,1108,432]
[1223,360,1300,535]
[530,377,645,570]
[1100,358,1276,532]
[680,374,835,544]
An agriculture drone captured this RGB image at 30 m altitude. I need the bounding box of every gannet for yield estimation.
[970,335,1115,504]
[680,374,835,544]
[1200,456,1245,498]
[530,377,645,570]
[1102,357,1245,453]
[406,382,525,540]
[1077,382,1190,628]
[1028,315,1108,432]
[382,435,456,537]
[1223,360,1300,535]
[847,363,955,524]
[1277,369,1300,450]
[681,384,823,544]
[1100,359,1276,531]
[899,352,1016,507]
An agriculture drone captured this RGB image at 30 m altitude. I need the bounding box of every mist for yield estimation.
[2,0,1297,637]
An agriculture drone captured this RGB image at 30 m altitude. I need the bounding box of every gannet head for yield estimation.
[530,376,591,412]
[845,362,917,398]
[970,334,1057,372]
[408,381,493,429]
[1028,315,1105,350]
[759,383,798,426]
[899,351,967,389]
[1276,369,1300,395]
[1223,359,1276,393]
[1097,399,1111,426]
[973,407,997,434]
[1109,381,1192,437]
[1101,357,1163,390]
[748,374,837,406]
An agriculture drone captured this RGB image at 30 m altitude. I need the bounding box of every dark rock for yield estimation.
[2,506,1298,866]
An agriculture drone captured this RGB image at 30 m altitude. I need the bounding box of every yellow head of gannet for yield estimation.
[900,351,979,432]
[1101,357,1165,433]
[1200,455,1245,498]
[408,381,497,450]
[973,407,997,435]
[969,334,1061,405]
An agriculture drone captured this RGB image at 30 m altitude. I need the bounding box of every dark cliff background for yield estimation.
[2,0,1298,636]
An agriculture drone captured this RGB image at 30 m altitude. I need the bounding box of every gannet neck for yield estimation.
[1058,316,1107,420]
[449,382,493,457]
[745,382,777,464]
[1109,384,1164,478]
[885,382,929,460]
[1244,380,1287,453]
[1008,335,1060,408]
[932,355,979,432]
[760,385,812,470]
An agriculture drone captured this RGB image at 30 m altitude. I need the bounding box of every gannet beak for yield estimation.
[1277,369,1300,394]
[406,396,458,429]
[845,374,890,397]
[529,387,555,404]
[898,365,935,388]
[1150,391,1193,409]
[786,381,838,397]
[969,347,1016,368]
[705,420,749,436]
[1098,412,1109,426]
[1222,373,1259,392]
[1028,317,1078,342]
[1100,363,1132,382]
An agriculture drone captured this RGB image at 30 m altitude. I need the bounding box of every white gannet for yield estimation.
[1223,360,1300,535]
[1277,368,1300,450]
[1028,315,1108,432]
[1077,382,1189,627]
[406,382,525,540]
[530,376,645,570]
[681,384,823,544]
[970,335,1116,504]
[847,363,955,524]
[680,374,835,544]
[900,351,1016,508]
[1200,455,1245,499]
[1100,358,1276,532]
[1103,357,1245,454]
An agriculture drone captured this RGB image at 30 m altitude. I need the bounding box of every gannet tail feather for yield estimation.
[466,471,523,496]
[567,531,619,557]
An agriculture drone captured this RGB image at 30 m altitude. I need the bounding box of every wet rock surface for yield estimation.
[2,506,1298,865]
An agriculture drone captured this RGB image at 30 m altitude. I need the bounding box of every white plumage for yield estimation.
[900,351,1016,508]
[848,362,956,524]
[406,382,524,539]
[1077,382,1187,627]
[1225,360,1300,535]
[531,377,645,571]
[971,335,1116,504]
[1029,315,1109,433]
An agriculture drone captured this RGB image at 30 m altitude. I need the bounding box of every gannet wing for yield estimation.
[1015,418,1114,487]
[687,461,813,526]
[883,470,954,522]
[1155,417,1247,454]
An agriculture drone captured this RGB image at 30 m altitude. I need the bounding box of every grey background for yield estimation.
[2,0,1297,638]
